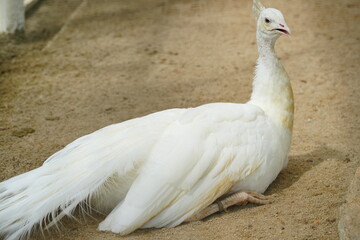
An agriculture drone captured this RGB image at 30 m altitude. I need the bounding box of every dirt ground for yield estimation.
[0,0,359,239]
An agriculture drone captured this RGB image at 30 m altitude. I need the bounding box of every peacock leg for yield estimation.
[186,191,273,222]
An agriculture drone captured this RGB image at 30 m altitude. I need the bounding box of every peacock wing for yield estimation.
[98,103,274,234]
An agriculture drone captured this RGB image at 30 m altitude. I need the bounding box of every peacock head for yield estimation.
[252,0,291,39]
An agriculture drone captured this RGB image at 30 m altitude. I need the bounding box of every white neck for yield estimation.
[249,31,294,131]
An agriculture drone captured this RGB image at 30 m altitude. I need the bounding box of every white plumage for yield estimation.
[0,1,294,239]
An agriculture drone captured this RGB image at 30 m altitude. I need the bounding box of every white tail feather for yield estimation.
[0,162,112,240]
[0,109,183,240]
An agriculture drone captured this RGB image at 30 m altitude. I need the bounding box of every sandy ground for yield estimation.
[1,0,359,239]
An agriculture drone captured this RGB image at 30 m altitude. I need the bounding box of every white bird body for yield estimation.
[0,1,294,239]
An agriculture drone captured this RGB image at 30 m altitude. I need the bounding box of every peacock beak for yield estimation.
[273,23,291,37]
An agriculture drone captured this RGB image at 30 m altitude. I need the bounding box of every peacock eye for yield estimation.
[265,18,270,23]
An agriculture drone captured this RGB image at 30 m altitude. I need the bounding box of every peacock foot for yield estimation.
[186,191,274,222]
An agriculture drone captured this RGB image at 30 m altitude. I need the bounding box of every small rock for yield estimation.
[12,128,35,138]
[306,118,313,123]
[105,107,114,112]
[148,50,158,56]
[327,218,336,223]
[45,116,60,121]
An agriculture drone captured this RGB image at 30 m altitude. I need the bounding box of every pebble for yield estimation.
[45,116,60,121]
[12,128,35,137]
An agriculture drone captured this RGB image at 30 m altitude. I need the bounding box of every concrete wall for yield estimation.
[0,0,25,34]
